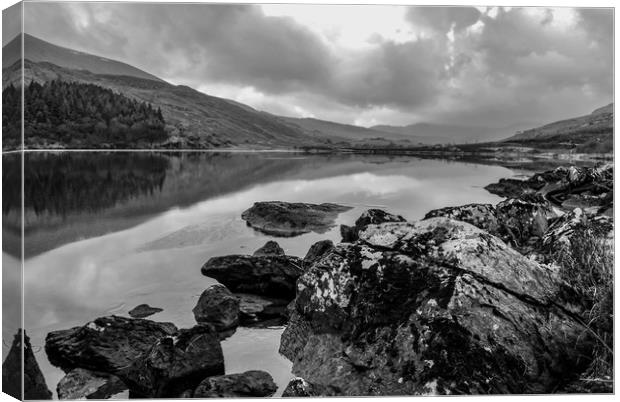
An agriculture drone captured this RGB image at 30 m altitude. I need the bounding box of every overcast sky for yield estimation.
[15,2,614,129]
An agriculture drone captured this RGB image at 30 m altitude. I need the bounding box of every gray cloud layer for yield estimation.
[21,3,613,131]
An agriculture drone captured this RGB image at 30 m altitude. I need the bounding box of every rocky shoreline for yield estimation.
[3,163,613,398]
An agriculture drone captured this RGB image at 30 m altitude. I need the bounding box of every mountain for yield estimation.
[503,104,613,153]
[370,122,510,144]
[2,34,330,149]
[3,34,163,82]
[280,117,459,145]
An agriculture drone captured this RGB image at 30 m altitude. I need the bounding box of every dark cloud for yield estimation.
[329,39,447,108]
[2,3,22,46]
[24,3,332,94]
[18,3,614,133]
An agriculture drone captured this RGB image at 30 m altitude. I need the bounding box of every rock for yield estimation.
[280,217,594,395]
[236,293,289,327]
[193,284,240,331]
[542,208,614,254]
[484,178,536,198]
[340,209,406,242]
[340,224,357,242]
[495,193,561,248]
[303,240,335,268]
[241,201,352,237]
[424,203,501,236]
[253,240,285,256]
[486,164,613,213]
[57,369,126,400]
[117,325,224,397]
[45,315,177,373]
[355,208,406,228]
[128,304,163,319]
[2,329,52,400]
[193,371,277,397]
[282,377,332,397]
[201,254,303,300]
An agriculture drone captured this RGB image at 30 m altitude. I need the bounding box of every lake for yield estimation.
[3,151,554,398]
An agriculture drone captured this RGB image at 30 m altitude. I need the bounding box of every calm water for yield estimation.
[3,151,523,398]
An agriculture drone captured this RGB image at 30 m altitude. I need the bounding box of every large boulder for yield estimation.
[340,209,406,242]
[280,217,594,395]
[56,369,126,400]
[193,370,277,397]
[117,325,225,397]
[2,329,52,400]
[193,284,240,331]
[241,201,352,237]
[45,316,177,373]
[201,252,303,300]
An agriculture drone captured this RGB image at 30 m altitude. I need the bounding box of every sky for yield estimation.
[9,2,615,130]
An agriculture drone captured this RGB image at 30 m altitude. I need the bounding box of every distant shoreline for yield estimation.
[3,147,613,162]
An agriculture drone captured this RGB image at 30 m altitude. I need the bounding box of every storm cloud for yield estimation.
[21,3,613,134]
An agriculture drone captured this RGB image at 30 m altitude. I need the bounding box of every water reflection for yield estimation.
[7,151,528,398]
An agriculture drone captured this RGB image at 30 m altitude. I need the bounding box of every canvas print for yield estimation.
[1,1,614,399]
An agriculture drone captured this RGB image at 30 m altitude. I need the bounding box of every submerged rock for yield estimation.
[45,316,177,373]
[193,284,240,331]
[117,325,224,397]
[201,248,303,300]
[2,329,52,400]
[128,304,163,319]
[253,240,285,256]
[340,209,406,242]
[193,370,277,397]
[57,369,126,400]
[241,201,352,237]
[281,216,594,396]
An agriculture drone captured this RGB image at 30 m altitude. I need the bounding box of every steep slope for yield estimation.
[3,34,163,82]
[503,104,613,153]
[2,36,329,149]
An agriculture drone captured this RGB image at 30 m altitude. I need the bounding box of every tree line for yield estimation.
[2,80,168,149]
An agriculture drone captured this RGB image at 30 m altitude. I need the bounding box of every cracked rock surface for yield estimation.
[280,217,595,396]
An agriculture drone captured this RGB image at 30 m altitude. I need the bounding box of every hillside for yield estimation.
[3,34,163,82]
[503,104,613,153]
[3,80,167,149]
[370,122,507,144]
[2,35,333,149]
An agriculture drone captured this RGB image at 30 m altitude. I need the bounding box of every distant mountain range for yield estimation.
[278,117,445,145]
[1,34,613,152]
